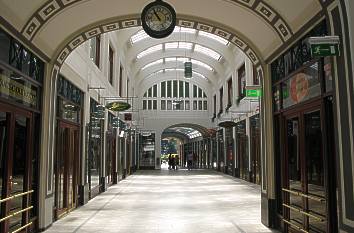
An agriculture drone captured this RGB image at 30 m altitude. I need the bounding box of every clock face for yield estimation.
[141,1,176,39]
[145,5,173,31]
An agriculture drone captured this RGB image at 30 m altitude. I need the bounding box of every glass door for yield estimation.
[55,122,79,219]
[304,110,326,233]
[283,109,327,233]
[0,105,33,233]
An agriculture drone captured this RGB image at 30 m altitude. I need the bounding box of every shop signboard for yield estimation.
[106,101,131,111]
[0,71,38,108]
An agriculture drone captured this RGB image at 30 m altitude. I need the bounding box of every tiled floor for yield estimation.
[44,169,279,233]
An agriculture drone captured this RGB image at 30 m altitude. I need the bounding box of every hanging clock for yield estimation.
[141,0,176,39]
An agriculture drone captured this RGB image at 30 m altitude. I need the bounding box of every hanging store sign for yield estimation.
[106,101,131,111]
[184,62,192,78]
[246,89,262,97]
[308,36,340,57]
[0,73,38,108]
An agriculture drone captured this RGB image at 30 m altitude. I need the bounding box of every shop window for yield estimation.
[148,87,152,97]
[219,87,223,114]
[204,101,208,111]
[227,77,233,107]
[148,100,152,110]
[253,67,260,86]
[238,64,246,100]
[119,64,123,97]
[213,95,216,117]
[0,30,10,63]
[90,36,101,68]
[153,100,157,110]
[108,45,114,85]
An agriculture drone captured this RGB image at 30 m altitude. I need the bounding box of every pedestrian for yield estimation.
[168,154,172,170]
[172,154,176,170]
[175,154,179,170]
[187,152,193,170]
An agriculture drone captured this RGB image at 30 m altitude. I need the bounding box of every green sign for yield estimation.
[246,89,262,97]
[106,101,131,111]
[311,44,339,57]
[184,62,192,78]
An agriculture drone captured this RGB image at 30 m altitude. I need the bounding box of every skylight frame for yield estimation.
[141,59,163,70]
[136,44,163,59]
[194,44,221,61]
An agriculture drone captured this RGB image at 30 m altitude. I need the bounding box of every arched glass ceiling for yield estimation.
[168,127,202,139]
[131,26,229,46]
[136,43,222,61]
[146,69,207,80]
[141,57,214,71]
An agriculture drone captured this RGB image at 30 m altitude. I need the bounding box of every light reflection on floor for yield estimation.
[45,169,279,233]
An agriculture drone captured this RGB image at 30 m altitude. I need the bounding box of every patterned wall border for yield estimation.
[53,16,262,68]
[21,0,295,44]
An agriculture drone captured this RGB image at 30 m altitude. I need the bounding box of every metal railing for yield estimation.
[0,190,34,233]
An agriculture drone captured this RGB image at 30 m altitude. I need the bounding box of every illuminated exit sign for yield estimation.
[246,89,262,97]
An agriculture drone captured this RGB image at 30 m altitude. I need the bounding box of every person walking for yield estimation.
[187,152,193,170]
[168,154,172,170]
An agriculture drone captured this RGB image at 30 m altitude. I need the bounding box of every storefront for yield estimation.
[235,120,248,180]
[217,129,224,171]
[88,99,104,198]
[106,113,117,185]
[250,114,261,185]
[0,28,44,232]
[272,20,337,233]
[225,127,234,175]
[139,132,155,169]
[54,75,83,219]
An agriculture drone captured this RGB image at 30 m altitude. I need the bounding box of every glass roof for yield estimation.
[130,27,229,46]
[136,44,162,59]
[169,127,202,139]
[136,43,222,61]
[141,57,214,71]
[146,68,207,80]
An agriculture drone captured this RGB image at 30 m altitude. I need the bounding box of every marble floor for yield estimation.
[44,169,279,233]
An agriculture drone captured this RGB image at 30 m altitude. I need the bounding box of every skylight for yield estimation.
[194,44,221,60]
[141,59,163,70]
[165,42,193,50]
[198,31,229,45]
[174,26,196,34]
[137,44,163,59]
[131,30,149,44]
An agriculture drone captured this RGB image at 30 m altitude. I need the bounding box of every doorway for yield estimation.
[54,121,80,219]
[0,103,34,233]
[282,104,328,232]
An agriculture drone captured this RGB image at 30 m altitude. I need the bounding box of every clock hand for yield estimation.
[153,9,162,21]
